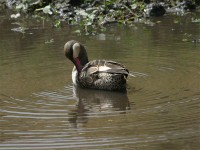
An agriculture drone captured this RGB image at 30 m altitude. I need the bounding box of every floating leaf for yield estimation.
[131,4,137,10]
[97,33,106,41]
[54,20,61,28]
[10,13,21,19]
[182,38,188,42]
[75,9,88,18]
[174,20,179,24]
[191,18,200,23]
[45,39,54,44]
[43,5,52,15]
[11,27,28,33]
[29,0,41,6]
[85,22,92,26]
[74,29,81,34]
[16,3,23,9]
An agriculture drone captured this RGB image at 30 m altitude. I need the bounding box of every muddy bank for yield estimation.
[1,0,200,34]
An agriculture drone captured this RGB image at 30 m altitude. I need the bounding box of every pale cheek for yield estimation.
[73,43,80,58]
[73,50,79,58]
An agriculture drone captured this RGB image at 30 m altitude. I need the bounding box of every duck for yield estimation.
[64,40,129,91]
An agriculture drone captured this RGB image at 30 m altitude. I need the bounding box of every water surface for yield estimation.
[0,13,200,149]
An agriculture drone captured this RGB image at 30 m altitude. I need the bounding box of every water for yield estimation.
[0,13,200,150]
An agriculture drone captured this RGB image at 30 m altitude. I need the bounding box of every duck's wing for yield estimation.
[82,60,129,77]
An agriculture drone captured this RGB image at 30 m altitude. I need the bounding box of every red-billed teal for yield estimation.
[64,40,129,91]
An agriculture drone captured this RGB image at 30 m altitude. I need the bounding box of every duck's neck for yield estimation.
[74,58,83,73]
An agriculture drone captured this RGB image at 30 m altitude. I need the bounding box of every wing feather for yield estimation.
[82,60,129,77]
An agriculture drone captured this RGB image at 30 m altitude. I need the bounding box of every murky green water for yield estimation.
[0,13,200,150]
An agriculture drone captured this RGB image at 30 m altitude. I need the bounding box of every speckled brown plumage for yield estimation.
[78,60,129,91]
[64,40,129,92]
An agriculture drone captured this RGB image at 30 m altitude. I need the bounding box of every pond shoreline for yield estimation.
[1,0,200,34]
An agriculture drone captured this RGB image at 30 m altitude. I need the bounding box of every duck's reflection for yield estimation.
[68,86,131,127]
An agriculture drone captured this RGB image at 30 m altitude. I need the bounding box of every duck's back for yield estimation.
[78,60,129,91]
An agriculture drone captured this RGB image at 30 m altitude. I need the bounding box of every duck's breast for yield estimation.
[72,66,78,85]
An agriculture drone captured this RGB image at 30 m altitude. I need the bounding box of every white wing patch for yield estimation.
[87,66,111,75]
[98,66,111,71]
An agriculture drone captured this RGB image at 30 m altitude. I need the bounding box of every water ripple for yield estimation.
[1,16,200,150]
[1,129,199,150]
[129,71,150,77]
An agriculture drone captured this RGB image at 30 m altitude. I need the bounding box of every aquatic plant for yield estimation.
[1,0,200,35]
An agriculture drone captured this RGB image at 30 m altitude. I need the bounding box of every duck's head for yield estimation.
[64,40,89,73]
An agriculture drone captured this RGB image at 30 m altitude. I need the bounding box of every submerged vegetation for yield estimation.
[0,0,200,34]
